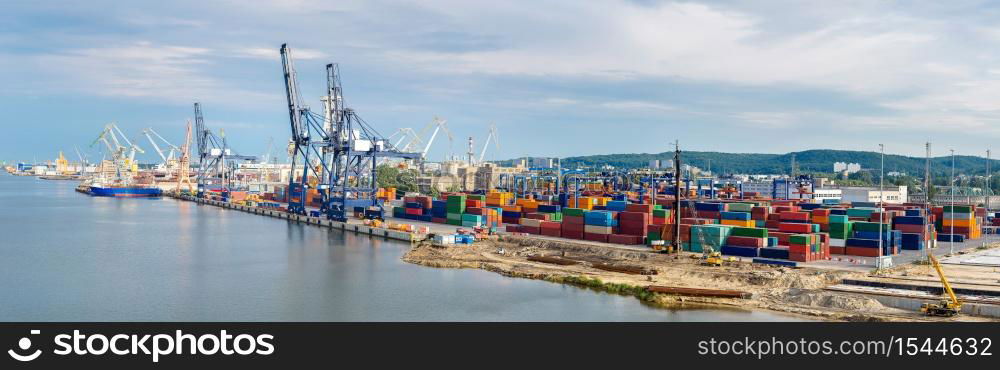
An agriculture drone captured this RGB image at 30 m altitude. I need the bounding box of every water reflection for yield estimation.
[0,175,804,322]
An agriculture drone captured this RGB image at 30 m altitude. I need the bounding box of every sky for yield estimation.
[2,0,1000,164]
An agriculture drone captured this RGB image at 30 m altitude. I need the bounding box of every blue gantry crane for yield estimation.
[194,102,255,198]
[280,43,420,220]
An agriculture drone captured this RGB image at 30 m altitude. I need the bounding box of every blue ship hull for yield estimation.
[88,186,163,198]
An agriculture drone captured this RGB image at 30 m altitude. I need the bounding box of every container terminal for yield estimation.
[6,44,1000,322]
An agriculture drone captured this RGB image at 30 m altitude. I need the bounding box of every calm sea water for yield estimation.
[0,175,802,321]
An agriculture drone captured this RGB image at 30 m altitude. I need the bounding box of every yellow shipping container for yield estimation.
[720,219,754,227]
[568,197,594,210]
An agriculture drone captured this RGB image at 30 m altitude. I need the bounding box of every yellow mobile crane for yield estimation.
[921,252,962,317]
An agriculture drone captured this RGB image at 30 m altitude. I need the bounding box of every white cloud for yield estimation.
[600,100,676,112]
[33,41,279,104]
[232,47,327,60]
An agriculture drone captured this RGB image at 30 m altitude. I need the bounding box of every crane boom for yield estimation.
[143,128,168,162]
[478,123,499,163]
[421,117,451,158]
[929,253,960,307]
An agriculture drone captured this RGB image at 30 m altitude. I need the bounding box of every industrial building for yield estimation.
[840,186,908,204]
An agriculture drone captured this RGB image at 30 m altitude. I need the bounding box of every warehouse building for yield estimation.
[840,186,908,204]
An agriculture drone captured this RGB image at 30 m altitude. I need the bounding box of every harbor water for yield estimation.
[0,175,802,321]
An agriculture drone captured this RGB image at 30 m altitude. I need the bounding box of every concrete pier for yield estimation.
[169,194,421,243]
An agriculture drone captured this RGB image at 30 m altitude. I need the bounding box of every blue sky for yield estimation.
[3,0,1000,164]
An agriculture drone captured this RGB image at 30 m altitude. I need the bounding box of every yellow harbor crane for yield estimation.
[921,252,962,317]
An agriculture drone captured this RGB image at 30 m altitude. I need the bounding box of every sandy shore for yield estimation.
[403,235,997,322]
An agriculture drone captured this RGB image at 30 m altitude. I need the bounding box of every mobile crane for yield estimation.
[920,252,962,317]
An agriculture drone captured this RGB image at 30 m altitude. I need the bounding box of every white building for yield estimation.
[840,186,908,204]
[812,188,843,202]
[833,162,862,174]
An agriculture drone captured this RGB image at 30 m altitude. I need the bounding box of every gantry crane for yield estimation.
[193,103,255,197]
[280,43,420,220]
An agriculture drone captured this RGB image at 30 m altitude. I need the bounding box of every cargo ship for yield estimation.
[86,185,162,197]
[76,179,162,198]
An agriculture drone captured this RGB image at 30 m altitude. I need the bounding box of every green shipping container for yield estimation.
[647,230,662,241]
[852,222,884,232]
[829,215,849,223]
[447,212,463,221]
[730,227,768,239]
[789,234,812,245]
[943,205,972,213]
[653,209,670,218]
[846,208,875,218]
[563,208,585,217]
[447,219,463,226]
[461,214,483,223]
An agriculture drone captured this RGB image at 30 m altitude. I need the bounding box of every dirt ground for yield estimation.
[403,235,998,322]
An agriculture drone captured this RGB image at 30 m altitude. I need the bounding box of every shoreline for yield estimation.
[402,235,993,322]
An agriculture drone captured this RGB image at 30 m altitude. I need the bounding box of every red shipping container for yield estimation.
[525,213,550,220]
[584,232,610,243]
[563,222,585,232]
[625,203,654,213]
[789,252,807,262]
[405,208,423,216]
[780,211,810,221]
[830,246,846,255]
[466,207,484,215]
[466,199,484,208]
[696,210,721,219]
[502,217,519,224]
[727,236,765,247]
[539,221,562,230]
[619,212,650,222]
[788,244,809,254]
[540,228,561,237]
[845,247,881,257]
[651,217,667,225]
[562,229,584,239]
[767,231,792,245]
[521,226,540,235]
[778,222,812,233]
[432,217,447,224]
[564,215,585,225]
[618,225,648,236]
[811,209,831,216]
[609,234,642,245]
[505,225,521,232]
[869,212,891,223]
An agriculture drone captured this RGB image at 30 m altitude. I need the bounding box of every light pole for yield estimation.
[951,149,956,254]
[878,144,885,268]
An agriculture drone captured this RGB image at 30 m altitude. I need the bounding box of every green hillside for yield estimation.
[513,149,998,176]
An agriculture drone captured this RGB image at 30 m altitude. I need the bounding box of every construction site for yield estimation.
[8,43,1000,322]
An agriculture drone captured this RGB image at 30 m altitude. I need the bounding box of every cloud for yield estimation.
[232,47,327,60]
[600,100,677,112]
[32,41,279,105]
